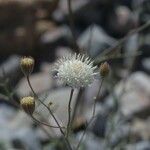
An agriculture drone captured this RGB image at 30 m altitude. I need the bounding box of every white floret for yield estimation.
[53,53,97,88]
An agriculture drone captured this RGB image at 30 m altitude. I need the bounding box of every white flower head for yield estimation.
[53,53,97,88]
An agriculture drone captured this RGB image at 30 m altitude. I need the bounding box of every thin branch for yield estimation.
[67,0,80,53]
[30,114,64,129]
[66,88,74,138]
[92,79,104,117]
[94,51,142,65]
[94,21,150,63]
[71,88,84,125]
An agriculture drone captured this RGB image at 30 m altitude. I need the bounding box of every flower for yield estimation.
[53,53,97,88]
[20,96,35,114]
[99,62,110,78]
[20,56,34,76]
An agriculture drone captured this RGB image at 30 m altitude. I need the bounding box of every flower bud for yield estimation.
[20,96,35,114]
[20,56,34,76]
[99,62,110,77]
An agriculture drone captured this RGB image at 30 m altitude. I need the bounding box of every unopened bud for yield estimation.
[20,56,34,76]
[99,62,110,77]
[20,96,35,114]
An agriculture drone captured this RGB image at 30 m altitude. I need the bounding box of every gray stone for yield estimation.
[104,112,130,147]
[131,118,150,141]
[40,62,52,74]
[127,141,150,150]
[35,20,56,34]
[108,5,136,36]
[142,58,150,73]
[0,105,41,150]
[13,127,42,150]
[52,0,89,21]
[92,114,107,138]
[115,72,150,118]
[124,34,139,68]
[55,47,72,58]
[76,132,106,150]
[40,25,70,44]
[0,55,21,80]
[16,72,54,97]
[77,24,116,58]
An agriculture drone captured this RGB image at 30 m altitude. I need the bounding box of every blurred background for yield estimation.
[0,0,150,150]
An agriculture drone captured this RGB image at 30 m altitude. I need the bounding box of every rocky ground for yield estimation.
[0,0,150,150]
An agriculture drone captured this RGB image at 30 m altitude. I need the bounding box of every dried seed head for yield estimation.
[20,96,35,114]
[53,53,97,88]
[20,56,34,76]
[99,62,110,77]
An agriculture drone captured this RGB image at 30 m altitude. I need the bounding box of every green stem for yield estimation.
[67,0,79,52]
[30,114,64,129]
[66,88,74,138]
[93,79,104,117]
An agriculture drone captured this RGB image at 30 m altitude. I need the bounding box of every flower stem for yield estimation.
[66,88,74,138]
[93,79,104,117]
[30,114,64,129]
[71,88,84,125]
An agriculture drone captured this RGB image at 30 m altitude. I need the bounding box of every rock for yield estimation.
[35,20,56,35]
[130,118,150,141]
[16,72,54,97]
[77,24,116,58]
[124,34,139,68]
[52,0,90,22]
[92,114,107,138]
[108,124,130,147]
[107,5,136,37]
[53,0,114,25]
[0,55,21,83]
[0,105,40,149]
[35,0,59,19]
[76,132,106,150]
[40,25,70,44]
[40,62,52,74]
[102,112,130,148]
[0,140,12,150]
[13,127,42,150]
[142,58,150,73]
[126,141,150,150]
[43,144,55,150]
[55,47,72,58]
[35,126,50,142]
[115,72,150,118]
